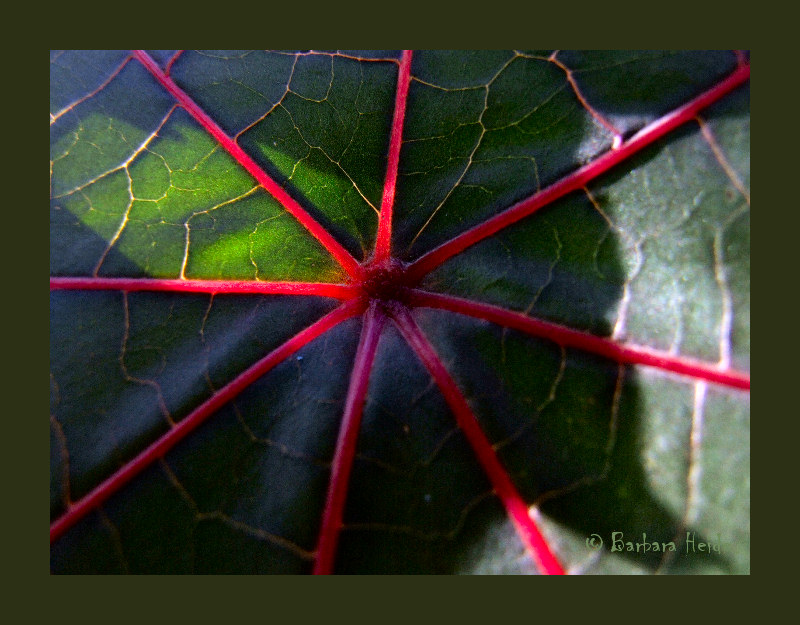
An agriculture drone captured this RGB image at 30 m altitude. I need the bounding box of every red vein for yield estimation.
[405,63,751,282]
[164,50,184,76]
[131,49,363,280]
[391,306,565,575]
[50,276,359,300]
[373,50,413,266]
[313,304,384,574]
[409,290,750,391]
[50,298,366,544]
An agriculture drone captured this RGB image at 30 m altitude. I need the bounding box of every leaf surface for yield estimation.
[50,50,749,574]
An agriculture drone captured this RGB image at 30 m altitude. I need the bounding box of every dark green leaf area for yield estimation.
[338,497,536,575]
[50,464,198,574]
[411,50,518,88]
[170,50,298,136]
[50,60,175,199]
[50,50,130,116]
[337,323,534,574]
[395,51,615,259]
[51,318,362,574]
[556,50,738,137]
[50,414,67,520]
[336,50,402,60]
[413,310,620,498]
[51,290,155,519]
[423,191,623,336]
[49,291,339,521]
[51,509,135,574]
[163,317,363,572]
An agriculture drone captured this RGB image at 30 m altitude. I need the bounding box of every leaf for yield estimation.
[50,50,750,574]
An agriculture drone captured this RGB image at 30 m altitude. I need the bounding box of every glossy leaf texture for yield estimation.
[50,50,750,574]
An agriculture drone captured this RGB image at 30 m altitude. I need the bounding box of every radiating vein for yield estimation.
[405,62,751,281]
[50,276,360,300]
[313,303,384,574]
[132,50,363,280]
[409,289,750,391]
[50,298,366,544]
[373,50,413,264]
[390,305,566,575]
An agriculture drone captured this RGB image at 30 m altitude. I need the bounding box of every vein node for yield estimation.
[359,259,413,305]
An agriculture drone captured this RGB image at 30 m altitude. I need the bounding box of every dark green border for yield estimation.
[35,12,765,625]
